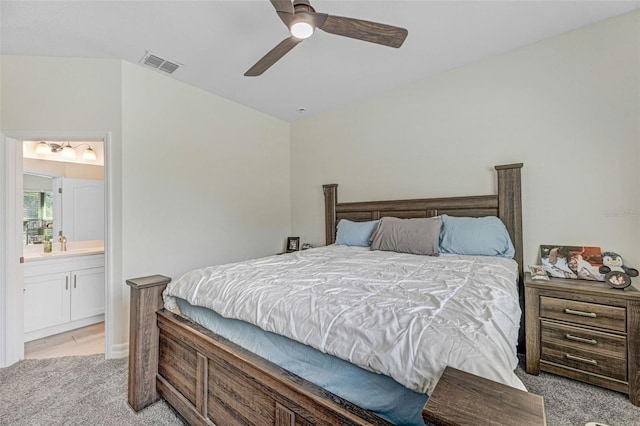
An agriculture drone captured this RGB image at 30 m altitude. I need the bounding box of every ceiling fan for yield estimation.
[245,0,409,76]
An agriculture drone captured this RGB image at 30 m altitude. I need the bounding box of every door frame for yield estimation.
[0,130,114,367]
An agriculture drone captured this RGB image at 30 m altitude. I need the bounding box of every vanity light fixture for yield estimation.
[33,141,97,161]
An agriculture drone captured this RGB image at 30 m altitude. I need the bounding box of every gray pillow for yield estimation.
[370,216,442,256]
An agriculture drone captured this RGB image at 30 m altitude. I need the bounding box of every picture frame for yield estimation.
[286,236,300,253]
[605,271,632,289]
[528,265,549,281]
[539,245,605,281]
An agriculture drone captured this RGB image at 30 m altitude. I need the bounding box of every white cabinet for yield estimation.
[24,272,70,332]
[70,266,105,321]
[53,178,104,241]
[23,254,104,342]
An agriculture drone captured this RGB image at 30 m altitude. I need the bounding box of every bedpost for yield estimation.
[495,163,524,279]
[495,163,524,350]
[126,274,172,412]
[323,184,338,245]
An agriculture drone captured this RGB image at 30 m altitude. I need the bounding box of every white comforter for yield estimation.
[164,245,525,394]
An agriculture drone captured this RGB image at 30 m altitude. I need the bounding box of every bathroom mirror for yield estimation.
[23,173,56,245]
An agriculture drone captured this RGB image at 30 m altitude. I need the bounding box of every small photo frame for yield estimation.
[529,265,549,281]
[286,237,300,253]
[605,271,631,289]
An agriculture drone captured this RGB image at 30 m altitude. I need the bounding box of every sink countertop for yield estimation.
[23,240,104,262]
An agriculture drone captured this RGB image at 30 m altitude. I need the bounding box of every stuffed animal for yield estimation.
[599,251,639,289]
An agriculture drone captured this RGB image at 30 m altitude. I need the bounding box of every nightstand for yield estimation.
[525,272,640,406]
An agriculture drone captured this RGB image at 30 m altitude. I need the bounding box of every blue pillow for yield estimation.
[439,215,515,258]
[335,219,380,247]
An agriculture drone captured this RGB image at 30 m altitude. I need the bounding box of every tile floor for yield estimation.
[24,322,105,359]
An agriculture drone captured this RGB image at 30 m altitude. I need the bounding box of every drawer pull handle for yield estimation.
[566,353,598,366]
[564,308,597,318]
[565,334,597,345]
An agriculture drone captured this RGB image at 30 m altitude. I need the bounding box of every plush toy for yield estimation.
[599,251,639,289]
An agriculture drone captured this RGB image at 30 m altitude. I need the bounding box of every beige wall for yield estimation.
[23,158,104,180]
[291,11,640,271]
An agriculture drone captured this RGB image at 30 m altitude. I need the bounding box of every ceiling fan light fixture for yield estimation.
[290,21,314,39]
[245,0,408,77]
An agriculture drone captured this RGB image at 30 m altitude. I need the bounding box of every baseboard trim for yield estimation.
[109,342,129,359]
[24,315,104,343]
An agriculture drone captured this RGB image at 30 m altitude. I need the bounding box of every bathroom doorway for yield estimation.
[21,140,106,359]
[0,132,112,367]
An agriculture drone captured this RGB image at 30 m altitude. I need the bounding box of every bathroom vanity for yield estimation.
[23,242,105,342]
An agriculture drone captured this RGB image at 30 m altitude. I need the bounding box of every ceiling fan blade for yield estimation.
[270,0,293,14]
[244,36,302,76]
[317,15,408,48]
[271,0,294,26]
[308,12,328,29]
[276,11,294,27]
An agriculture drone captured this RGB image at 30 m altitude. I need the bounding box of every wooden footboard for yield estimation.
[127,275,394,426]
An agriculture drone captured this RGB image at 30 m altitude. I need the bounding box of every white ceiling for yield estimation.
[1,1,638,122]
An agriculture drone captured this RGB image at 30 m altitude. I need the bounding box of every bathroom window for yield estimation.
[23,191,53,245]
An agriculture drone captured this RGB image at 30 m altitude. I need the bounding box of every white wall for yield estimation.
[0,56,126,360]
[291,11,640,272]
[121,61,291,280]
[1,56,291,362]
[1,10,638,364]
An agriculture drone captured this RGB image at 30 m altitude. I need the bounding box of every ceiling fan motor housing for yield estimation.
[293,0,315,13]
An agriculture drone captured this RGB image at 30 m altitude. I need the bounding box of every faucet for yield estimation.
[59,235,67,251]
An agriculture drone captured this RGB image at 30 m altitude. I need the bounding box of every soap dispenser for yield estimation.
[43,236,52,253]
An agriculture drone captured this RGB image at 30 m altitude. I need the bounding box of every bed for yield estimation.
[127,163,524,426]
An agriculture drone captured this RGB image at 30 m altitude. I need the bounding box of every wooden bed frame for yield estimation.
[127,163,524,425]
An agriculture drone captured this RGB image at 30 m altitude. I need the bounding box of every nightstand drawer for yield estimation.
[541,342,627,382]
[540,296,626,332]
[541,320,626,359]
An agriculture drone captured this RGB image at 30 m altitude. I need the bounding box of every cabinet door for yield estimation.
[24,272,71,333]
[61,178,104,241]
[70,267,105,321]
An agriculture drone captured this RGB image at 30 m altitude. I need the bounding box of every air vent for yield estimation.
[139,51,182,74]
[159,61,180,74]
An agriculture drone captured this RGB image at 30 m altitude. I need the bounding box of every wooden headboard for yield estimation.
[323,163,525,349]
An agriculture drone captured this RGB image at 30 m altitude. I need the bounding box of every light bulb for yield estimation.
[290,21,314,39]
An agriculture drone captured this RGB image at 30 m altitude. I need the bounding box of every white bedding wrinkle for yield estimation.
[164,245,525,394]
